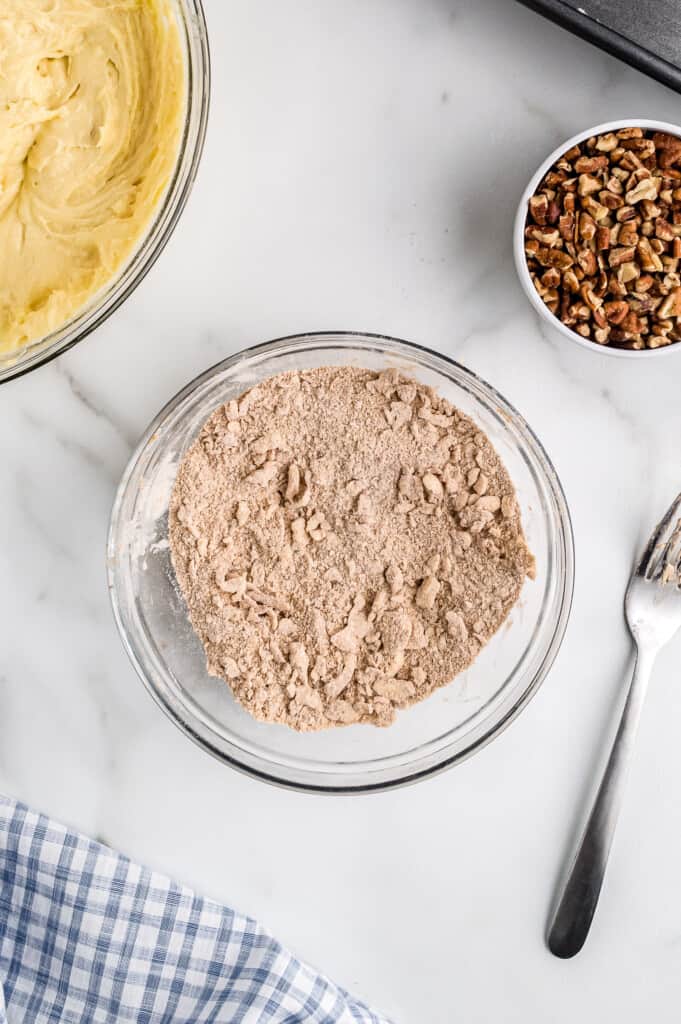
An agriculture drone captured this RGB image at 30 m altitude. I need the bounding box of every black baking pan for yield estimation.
[516,0,681,95]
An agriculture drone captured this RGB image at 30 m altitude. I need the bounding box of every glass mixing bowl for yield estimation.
[107,333,575,793]
[0,0,210,385]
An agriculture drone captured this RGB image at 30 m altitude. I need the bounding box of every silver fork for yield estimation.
[548,492,681,958]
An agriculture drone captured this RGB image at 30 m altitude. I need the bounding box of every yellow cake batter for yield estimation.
[0,0,185,355]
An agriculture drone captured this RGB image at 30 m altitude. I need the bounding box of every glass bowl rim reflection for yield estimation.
[107,331,575,793]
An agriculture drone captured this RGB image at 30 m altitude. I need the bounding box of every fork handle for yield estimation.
[547,646,655,958]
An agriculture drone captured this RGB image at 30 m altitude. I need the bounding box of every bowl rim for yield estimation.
[107,330,576,794]
[0,0,211,385]
[513,118,681,360]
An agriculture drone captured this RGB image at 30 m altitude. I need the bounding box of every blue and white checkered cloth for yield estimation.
[0,796,392,1024]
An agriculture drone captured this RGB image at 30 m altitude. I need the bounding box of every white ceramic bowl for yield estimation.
[514,119,681,360]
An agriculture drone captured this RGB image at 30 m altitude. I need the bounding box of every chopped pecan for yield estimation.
[528,194,548,225]
[616,205,637,222]
[575,155,609,173]
[536,247,574,270]
[608,245,636,268]
[541,267,561,289]
[595,133,618,152]
[618,223,639,247]
[563,268,580,293]
[657,287,681,317]
[621,311,646,333]
[579,212,597,240]
[546,199,560,224]
[617,261,639,285]
[579,282,602,310]
[620,137,656,158]
[604,300,629,325]
[526,225,561,247]
[576,249,597,276]
[640,199,661,220]
[578,173,602,196]
[596,226,610,251]
[582,195,610,221]
[617,127,644,139]
[637,237,664,272]
[626,177,659,204]
[599,190,623,210]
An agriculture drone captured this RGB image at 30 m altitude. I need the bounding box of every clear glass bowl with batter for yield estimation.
[0,0,210,385]
[107,333,575,793]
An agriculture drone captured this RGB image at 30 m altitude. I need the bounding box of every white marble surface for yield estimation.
[3,1,681,1020]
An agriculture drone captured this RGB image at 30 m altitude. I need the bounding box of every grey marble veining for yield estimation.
[2,1,681,1021]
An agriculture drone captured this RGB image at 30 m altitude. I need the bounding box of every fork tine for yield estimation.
[647,516,679,581]
[654,521,681,582]
[635,491,681,579]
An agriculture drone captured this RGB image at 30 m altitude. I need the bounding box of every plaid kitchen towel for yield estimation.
[0,796,392,1024]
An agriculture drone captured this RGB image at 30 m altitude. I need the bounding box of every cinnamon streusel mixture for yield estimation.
[169,367,535,731]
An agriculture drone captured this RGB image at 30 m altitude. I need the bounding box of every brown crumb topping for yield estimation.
[169,367,535,731]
